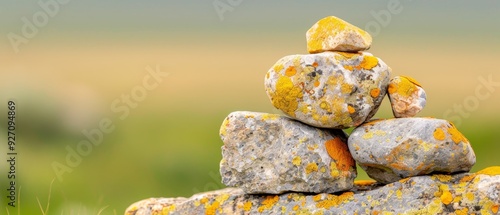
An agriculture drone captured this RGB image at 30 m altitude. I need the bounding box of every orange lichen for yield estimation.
[312,62,319,67]
[293,205,299,211]
[433,128,446,141]
[447,124,467,144]
[492,204,499,213]
[312,194,322,202]
[347,105,356,114]
[257,195,279,213]
[285,66,297,77]
[324,138,355,171]
[476,166,500,176]
[305,163,319,174]
[387,83,396,94]
[354,179,377,186]
[314,80,320,87]
[316,192,354,209]
[440,191,453,205]
[370,88,381,98]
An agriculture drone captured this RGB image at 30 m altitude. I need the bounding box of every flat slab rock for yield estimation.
[265,51,390,129]
[348,118,476,184]
[125,167,500,215]
[219,111,356,194]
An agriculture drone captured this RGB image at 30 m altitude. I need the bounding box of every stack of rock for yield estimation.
[125,16,500,215]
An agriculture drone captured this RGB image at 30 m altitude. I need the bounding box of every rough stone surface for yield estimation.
[264,51,391,129]
[125,167,500,215]
[388,76,427,118]
[348,118,476,184]
[219,111,356,194]
[306,16,372,53]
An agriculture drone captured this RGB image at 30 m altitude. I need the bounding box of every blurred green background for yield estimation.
[1,1,499,214]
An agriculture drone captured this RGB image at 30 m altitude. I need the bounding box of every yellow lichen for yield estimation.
[243,201,252,211]
[273,63,284,73]
[447,124,467,144]
[316,192,354,209]
[440,191,453,205]
[261,113,279,121]
[161,205,176,215]
[392,76,417,97]
[455,208,468,215]
[476,166,500,176]
[466,192,474,201]
[396,190,403,199]
[257,195,279,213]
[314,80,320,87]
[324,138,355,172]
[293,205,299,211]
[292,156,302,166]
[401,76,422,87]
[433,174,452,182]
[271,75,303,117]
[306,163,319,174]
[433,128,446,141]
[370,88,380,98]
[205,201,220,215]
[359,55,378,70]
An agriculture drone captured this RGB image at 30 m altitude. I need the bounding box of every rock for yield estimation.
[125,167,500,215]
[264,51,391,129]
[348,118,476,184]
[306,16,372,53]
[388,76,427,118]
[219,111,356,194]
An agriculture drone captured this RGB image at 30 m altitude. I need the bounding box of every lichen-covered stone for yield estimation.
[219,111,356,194]
[388,76,427,118]
[264,51,391,129]
[306,16,372,53]
[348,118,476,184]
[125,167,500,215]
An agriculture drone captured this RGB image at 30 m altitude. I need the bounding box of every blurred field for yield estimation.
[0,34,499,214]
[1,1,500,213]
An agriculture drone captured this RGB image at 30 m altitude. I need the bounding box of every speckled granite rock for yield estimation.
[264,51,391,129]
[125,167,500,215]
[306,16,372,53]
[388,76,427,118]
[348,118,476,184]
[219,111,356,194]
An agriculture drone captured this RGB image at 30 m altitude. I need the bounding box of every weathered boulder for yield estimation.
[265,51,391,129]
[125,167,500,215]
[219,111,356,194]
[306,16,372,53]
[348,118,476,184]
[387,76,427,118]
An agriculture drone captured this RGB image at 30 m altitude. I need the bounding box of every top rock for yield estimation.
[307,16,372,53]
